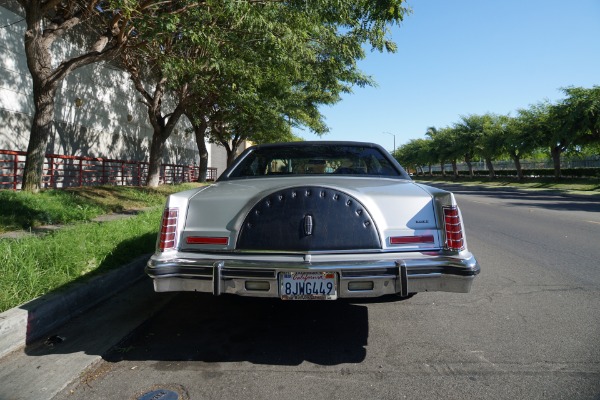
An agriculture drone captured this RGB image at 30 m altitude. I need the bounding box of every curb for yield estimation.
[0,254,151,359]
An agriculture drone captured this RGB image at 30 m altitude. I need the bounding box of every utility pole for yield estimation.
[383,131,396,153]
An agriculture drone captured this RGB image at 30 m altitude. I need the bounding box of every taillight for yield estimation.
[186,236,229,245]
[390,235,435,245]
[159,208,178,251]
[443,206,464,251]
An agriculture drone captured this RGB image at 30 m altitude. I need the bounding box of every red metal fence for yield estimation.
[0,150,217,190]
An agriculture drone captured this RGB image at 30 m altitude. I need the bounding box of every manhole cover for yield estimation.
[138,389,179,400]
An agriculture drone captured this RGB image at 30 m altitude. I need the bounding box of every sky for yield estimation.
[299,0,600,151]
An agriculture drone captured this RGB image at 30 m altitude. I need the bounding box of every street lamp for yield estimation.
[383,131,396,153]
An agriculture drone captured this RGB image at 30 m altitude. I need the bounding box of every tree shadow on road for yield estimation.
[430,183,600,214]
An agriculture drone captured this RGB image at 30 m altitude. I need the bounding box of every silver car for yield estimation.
[146,141,480,300]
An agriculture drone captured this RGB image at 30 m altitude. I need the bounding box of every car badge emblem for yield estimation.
[304,214,314,236]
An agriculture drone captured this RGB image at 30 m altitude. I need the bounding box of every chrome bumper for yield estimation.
[146,251,480,299]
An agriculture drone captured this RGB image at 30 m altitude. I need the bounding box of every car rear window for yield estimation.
[226,144,405,179]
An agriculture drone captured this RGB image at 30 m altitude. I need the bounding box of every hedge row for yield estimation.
[420,168,600,178]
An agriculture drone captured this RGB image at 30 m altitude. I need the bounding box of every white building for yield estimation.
[0,3,233,183]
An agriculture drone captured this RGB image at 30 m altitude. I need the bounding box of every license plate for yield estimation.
[280,271,337,300]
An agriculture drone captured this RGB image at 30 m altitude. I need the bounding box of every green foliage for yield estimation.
[0,209,162,312]
[504,110,540,158]
[453,115,484,165]
[0,183,202,311]
[425,168,600,179]
[0,190,104,232]
[121,0,409,151]
[477,114,509,160]
[0,185,197,233]
[556,86,600,147]
[394,138,432,173]
[424,126,462,173]
[397,85,600,175]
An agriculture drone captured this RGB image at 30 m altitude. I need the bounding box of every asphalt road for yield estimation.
[54,186,600,400]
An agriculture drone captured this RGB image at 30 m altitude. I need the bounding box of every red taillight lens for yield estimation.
[159,208,178,251]
[443,206,464,251]
[186,236,229,245]
[390,235,435,245]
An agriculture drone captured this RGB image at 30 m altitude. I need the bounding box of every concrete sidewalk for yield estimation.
[0,256,174,400]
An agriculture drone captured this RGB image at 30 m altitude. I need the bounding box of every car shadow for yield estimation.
[103,293,370,366]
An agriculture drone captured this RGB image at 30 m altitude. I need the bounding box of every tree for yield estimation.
[524,102,571,178]
[123,43,193,187]
[18,0,408,189]
[475,114,508,178]
[525,87,600,178]
[125,0,409,183]
[448,127,465,179]
[425,126,447,176]
[394,138,432,175]
[206,76,330,167]
[18,0,138,192]
[127,66,190,187]
[200,0,408,167]
[504,112,541,180]
[424,126,462,178]
[558,86,600,148]
[120,1,232,186]
[453,115,486,177]
[123,0,292,184]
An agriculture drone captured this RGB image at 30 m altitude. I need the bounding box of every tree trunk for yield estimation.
[486,158,495,178]
[551,146,562,178]
[146,108,185,187]
[146,132,167,187]
[464,153,474,178]
[136,78,187,187]
[451,159,458,179]
[189,116,209,182]
[21,9,55,192]
[466,160,474,178]
[197,142,209,182]
[511,153,524,181]
[216,134,240,167]
[19,2,125,192]
[22,87,57,191]
[440,161,445,177]
[226,148,237,167]
[146,105,186,188]
[428,164,432,176]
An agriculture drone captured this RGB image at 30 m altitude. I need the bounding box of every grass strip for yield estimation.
[414,176,600,194]
[0,208,163,313]
[0,183,203,233]
[0,183,206,312]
